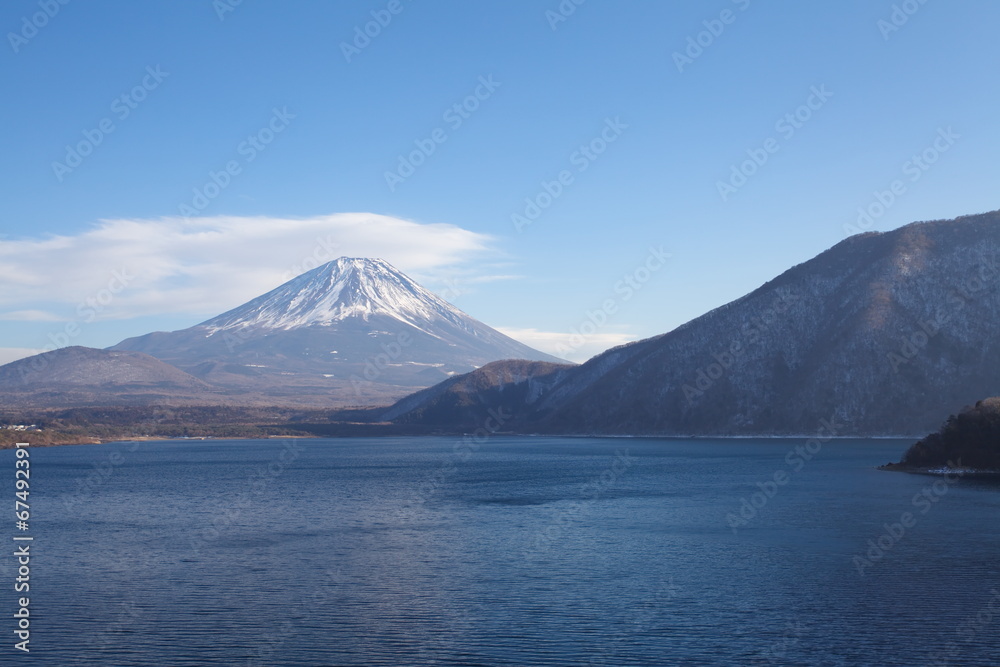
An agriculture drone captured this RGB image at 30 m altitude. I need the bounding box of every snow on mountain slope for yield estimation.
[110,258,565,406]
[201,258,479,336]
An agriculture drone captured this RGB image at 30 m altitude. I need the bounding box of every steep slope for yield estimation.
[386,210,1000,436]
[111,258,563,405]
[533,211,1000,435]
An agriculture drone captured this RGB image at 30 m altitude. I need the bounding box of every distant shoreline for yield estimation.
[0,433,321,449]
[1,432,919,450]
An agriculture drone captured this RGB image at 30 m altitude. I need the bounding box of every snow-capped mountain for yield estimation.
[110,258,563,406]
[202,257,505,337]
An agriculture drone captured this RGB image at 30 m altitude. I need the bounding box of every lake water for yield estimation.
[4,436,1000,666]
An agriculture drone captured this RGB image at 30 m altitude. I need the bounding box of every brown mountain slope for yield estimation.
[0,347,218,407]
[387,210,1000,437]
[381,359,575,426]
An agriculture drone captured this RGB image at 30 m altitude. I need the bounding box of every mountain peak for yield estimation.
[199,257,469,334]
[317,256,393,273]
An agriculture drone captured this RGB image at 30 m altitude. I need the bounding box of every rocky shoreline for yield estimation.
[877,461,1000,477]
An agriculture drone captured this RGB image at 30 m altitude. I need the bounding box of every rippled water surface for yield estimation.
[4,436,1000,665]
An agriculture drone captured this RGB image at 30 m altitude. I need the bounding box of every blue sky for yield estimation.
[2,0,998,363]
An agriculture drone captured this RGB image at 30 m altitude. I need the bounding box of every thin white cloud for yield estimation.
[497,327,638,364]
[0,213,495,323]
[0,310,63,322]
[465,274,522,284]
[0,348,42,366]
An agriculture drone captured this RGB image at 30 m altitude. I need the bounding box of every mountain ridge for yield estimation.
[0,258,564,408]
[386,210,1000,436]
[109,257,565,405]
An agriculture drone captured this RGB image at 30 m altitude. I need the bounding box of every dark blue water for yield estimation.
[3,436,1000,666]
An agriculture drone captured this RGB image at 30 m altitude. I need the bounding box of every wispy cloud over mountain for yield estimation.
[0,213,496,323]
